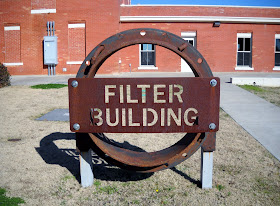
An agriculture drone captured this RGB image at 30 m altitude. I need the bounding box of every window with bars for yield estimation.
[237,34,252,67]
[275,35,280,67]
[140,44,155,66]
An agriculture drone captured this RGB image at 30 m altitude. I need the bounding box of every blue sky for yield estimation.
[131,0,280,7]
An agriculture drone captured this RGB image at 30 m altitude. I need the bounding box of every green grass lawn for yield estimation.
[30,84,67,89]
[0,188,25,206]
[238,85,280,107]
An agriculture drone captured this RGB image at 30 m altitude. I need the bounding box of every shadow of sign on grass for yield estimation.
[35,132,199,186]
[35,132,153,182]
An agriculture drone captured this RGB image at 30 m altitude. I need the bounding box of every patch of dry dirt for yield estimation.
[0,86,279,205]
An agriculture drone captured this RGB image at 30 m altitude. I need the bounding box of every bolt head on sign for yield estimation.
[68,77,220,133]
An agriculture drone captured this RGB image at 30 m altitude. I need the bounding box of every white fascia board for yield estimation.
[31,9,56,14]
[68,23,85,28]
[120,16,280,24]
[3,62,23,66]
[121,5,280,9]
[275,34,280,38]
[4,26,20,31]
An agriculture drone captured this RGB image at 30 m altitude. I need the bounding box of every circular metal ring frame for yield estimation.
[76,28,213,173]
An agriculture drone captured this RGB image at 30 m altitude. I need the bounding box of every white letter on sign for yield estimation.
[105,85,116,103]
[167,108,181,126]
[128,108,140,126]
[184,108,198,126]
[90,108,103,126]
[127,85,138,103]
[174,84,183,103]
[154,84,166,103]
[137,85,150,103]
[106,108,119,126]
[143,108,158,126]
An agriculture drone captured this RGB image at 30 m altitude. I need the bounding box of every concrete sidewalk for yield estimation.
[10,72,280,161]
[10,75,75,86]
[218,73,280,161]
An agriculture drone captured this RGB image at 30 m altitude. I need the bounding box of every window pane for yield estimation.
[189,40,194,46]
[142,44,148,51]
[141,51,148,65]
[147,52,155,65]
[142,44,154,51]
[275,53,280,66]
[244,52,251,66]
[276,39,280,52]
[237,52,244,65]
[238,38,243,51]
[245,38,251,51]
[147,44,153,50]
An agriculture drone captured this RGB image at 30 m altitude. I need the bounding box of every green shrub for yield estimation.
[0,63,11,88]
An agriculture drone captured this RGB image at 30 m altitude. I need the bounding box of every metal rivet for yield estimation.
[197,58,203,64]
[140,30,146,36]
[71,80,78,88]
[210,79,217,87]
[73,123,80,131]
[182,153,187,157]
[209,123,216,130]
[85,60,90,66]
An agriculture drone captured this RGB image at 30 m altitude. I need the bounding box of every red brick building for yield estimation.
[0,0,280,75]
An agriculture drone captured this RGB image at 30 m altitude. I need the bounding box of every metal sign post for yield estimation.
[68,28,220,188]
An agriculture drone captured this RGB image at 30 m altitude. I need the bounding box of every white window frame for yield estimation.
[273,34,280,71]
[235,33,254,71]
[138,44,158,70]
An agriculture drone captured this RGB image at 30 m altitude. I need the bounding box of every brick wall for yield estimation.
[119,6,280,73]
[31,0,56,10]
[0,1,279,75]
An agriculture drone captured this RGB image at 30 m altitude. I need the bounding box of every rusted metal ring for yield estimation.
[76,28,213,172]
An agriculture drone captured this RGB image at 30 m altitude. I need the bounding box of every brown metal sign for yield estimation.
[69,77,220,133]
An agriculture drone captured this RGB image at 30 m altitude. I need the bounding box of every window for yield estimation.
[275,34,280,69]
[181,31,196,72]
[3,25,23,66]
[67,23,86,65]
[236,33,253,70]
[140,44,155,66]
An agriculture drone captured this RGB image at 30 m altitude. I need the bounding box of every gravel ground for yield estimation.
[0,85,279,206]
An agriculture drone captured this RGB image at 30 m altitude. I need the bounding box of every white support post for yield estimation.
[200,148,214,189]
[80,149,94,187]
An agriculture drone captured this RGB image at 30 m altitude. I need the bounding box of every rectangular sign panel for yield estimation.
[68,77,220,133]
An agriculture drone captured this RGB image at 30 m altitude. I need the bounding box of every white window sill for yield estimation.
[273,66,280,71]
[235,66,254,71]
[138,66,158,70]
[66,61,83,65]
[31,9,56,14]
[3,62,23,66]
